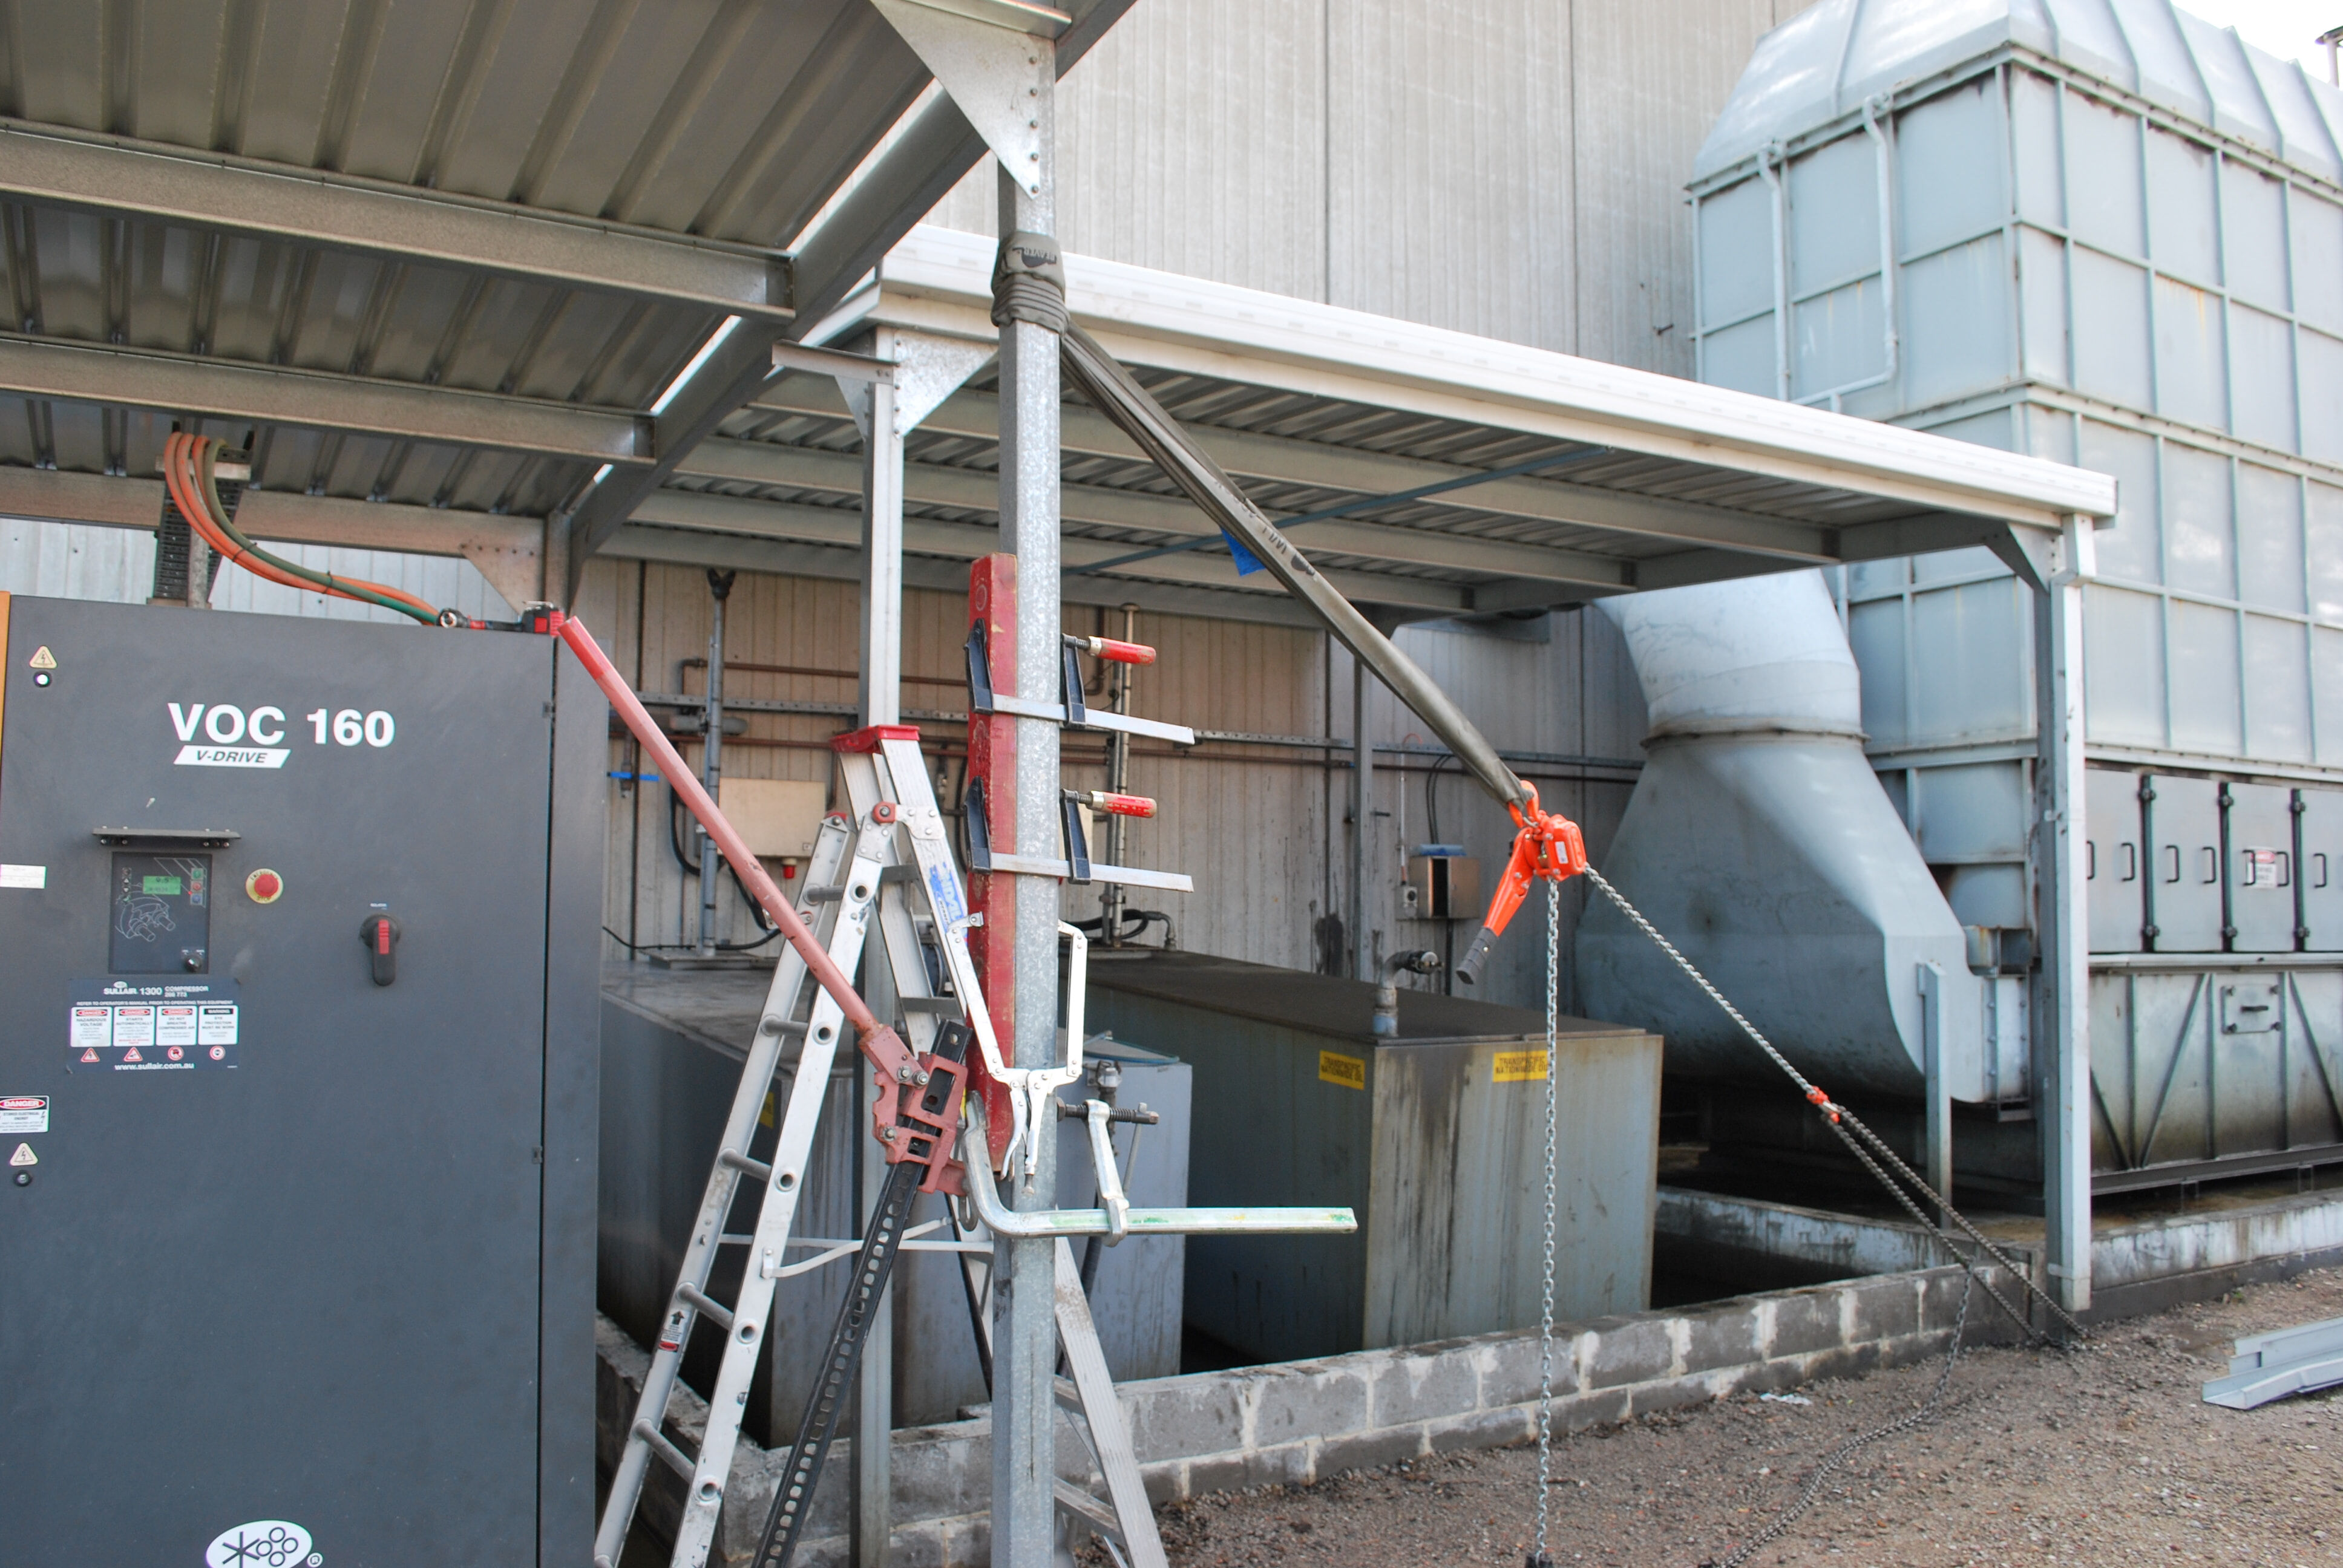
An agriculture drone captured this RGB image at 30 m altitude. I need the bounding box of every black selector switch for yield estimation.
[359,913,401,986]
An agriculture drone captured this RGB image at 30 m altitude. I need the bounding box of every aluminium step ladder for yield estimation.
[595,726,1167,1568]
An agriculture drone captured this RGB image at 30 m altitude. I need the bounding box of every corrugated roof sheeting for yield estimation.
[3,0,928,246]
[0,0,955,543]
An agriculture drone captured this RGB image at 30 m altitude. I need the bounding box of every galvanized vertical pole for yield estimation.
[852,355,903,1568]
[697,569,735,956]
[859,344,905,731]
[1351,652,1374,982]
[1918,960,1951,1227]
[995,65,1063,1568]
[2035,517,2094,1316]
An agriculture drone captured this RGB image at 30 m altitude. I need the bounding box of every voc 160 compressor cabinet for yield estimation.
[0,592,603,1567]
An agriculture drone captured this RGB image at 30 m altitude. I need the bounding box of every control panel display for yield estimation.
[108,852,211,974]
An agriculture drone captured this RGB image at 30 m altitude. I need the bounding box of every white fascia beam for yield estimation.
[673,437,1630,588]
[0,466,545,607]
[0,124,791,319]
[0,335,652,465]
[865,226,2119,531]
[633,488,1469,612]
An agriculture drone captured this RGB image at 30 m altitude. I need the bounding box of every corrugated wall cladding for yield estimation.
[928,0,1816,370]
[1366,612,1647,1013]
[0,517,513,622]
[569,558,1645,1020]
[571,560,1335,980]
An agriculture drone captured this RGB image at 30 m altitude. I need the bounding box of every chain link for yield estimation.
[1708,1269,1976,1568]
[1578,864,2087,1347]
[1532,877,1561,1568]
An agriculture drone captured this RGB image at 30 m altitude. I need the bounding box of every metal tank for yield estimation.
[1687,0,2343,1186]
[1083,950,1660,1365]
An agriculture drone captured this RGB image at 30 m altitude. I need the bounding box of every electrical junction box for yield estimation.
[1404,845,1481,920]
[718,776,830,862]
[0,593,604,1566]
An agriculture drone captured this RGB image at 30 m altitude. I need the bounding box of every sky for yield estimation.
[2178,0,2340,77]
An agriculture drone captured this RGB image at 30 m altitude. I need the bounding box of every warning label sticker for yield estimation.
[1318,1050,1367,1091]
[0,1096,48,1134]
[67,979,238,1071]
[1492,1050,1550,1084]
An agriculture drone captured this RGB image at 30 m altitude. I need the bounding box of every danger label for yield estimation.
[1318,1050,1366,1091]
[0,1096,48,1134]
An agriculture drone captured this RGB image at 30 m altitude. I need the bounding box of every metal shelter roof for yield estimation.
[0,7,2110,626]
[0,0,1130,603]
[1694,0,2343,185]
[615,225,2114,627]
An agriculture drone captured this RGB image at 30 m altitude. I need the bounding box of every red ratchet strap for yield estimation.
[551,613,966,1192]
[1455,784,1589,985]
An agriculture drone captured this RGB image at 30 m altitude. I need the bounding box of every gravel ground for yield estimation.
[1150,1267,2343,1568]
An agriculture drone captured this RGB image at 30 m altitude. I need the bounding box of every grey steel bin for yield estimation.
[1083,950,1660,1365]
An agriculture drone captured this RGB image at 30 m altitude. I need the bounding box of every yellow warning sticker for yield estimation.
[760,1089,776,1128]
[1493,1050,1549,1083]
[27,645,54,669]
[1318,1050,1366,1090]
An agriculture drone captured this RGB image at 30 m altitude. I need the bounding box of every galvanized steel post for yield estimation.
[857,353,905,731]
[1351,652,1375,981]
[853,356,902,1568]
[995,65,1064,1568]
[2035,517,2094,1316]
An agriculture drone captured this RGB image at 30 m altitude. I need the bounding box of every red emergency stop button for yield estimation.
[245,869,283,904]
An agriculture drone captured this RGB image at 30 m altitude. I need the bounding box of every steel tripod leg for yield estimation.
[1053,1239,1167,1568]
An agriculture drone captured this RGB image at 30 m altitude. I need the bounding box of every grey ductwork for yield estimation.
[1576,571,1984,1101]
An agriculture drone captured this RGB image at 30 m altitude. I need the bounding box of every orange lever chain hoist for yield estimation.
[1453,785,1590,985]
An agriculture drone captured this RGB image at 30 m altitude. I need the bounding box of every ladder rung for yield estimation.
[634,1419,698,1481]
[899,995,962,1013]
[1053,1478,1124,1541]
[1054,1375,1084,1413]
[678,1282,734,1332]
[719,1149,773,1182]
[717,1232,755,1246]
[804,886,848,903]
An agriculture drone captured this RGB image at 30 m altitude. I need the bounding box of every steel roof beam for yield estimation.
[754,378,1841,564]
[560,0,1139,598]
[674,437,1630,589]
[600,524,1329,631]
[0,335,652,464]
[0,126,792,319]
[631,489,1469,611]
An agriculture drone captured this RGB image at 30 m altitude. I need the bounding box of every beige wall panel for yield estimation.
[1570,0,1815,374]
[1325,0,1573,348]
[928,0,1330,301]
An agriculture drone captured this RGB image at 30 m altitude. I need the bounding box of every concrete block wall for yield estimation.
[597,1263,2008,1567]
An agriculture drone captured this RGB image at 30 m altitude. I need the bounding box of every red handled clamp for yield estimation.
[1064,632,1156,665]
[1454,784,1588,985]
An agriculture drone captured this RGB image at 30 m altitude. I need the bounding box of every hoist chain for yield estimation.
[1579,864,2088,1348]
